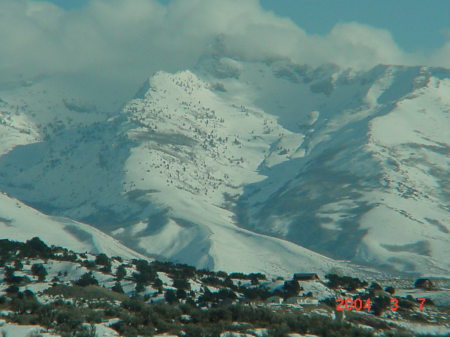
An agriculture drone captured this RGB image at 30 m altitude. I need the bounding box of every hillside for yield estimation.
[0,238,448,337]
[0,192,146,261]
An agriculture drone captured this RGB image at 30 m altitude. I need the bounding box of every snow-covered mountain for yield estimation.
[0,56,448,277]
[0,70,358,277]
[220,59,450,276]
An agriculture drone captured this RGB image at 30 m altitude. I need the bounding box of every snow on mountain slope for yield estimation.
[0,112,38,157]
[224,60,450,276]
[0,70,365,277]
[0,75,115,155]
[0,57,448,277]
[0,91,39,156]
[0,192,145,260]
[0,323,60,337]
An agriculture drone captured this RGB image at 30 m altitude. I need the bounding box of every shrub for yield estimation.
[31,263,48,281]
[95,253,111,271]
[370,282,382,290]
[83,261,97,269]
[282,280,301,298]
[112,281,124,294]
[397,297,414,309]
[132,260,156,284]
[74,272,99,287]
[372,296,391,316]
[385,286,395,295]
[184,325,207,337]
[268,322,290,337]
[135,282,145,293]
[173,278,190,290]
[121,298,145,312]
[165,290,178,304]
[153,278,163,289]
[325,274,368,291]
[4,267,31,285]
[23,237,52,259]
[116,265,127,280]
[5,285,20,294]
[14,260,23,270]
[10,294,40,314]
[201,276,222,287]
[176,289,187,299]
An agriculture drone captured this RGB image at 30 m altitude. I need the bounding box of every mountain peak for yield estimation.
[0,59,448,277]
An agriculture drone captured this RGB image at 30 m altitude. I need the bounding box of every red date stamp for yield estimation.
[336,298,426,311]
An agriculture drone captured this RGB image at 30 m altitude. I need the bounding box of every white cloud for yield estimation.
[430,42,450,68]
[314,22,414,69]
[0,0,448,107]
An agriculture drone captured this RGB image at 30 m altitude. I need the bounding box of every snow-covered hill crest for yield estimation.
[0,192,146,260]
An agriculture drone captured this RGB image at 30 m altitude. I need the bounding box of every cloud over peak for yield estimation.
[0,0,448,106]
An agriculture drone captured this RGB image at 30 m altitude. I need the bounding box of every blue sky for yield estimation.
[37,0,449,53]
[3,0,448,108]
[260,0,450,52]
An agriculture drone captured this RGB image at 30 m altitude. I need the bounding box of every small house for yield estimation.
[220,298,236,306]
[239,297,252,305]
[266,296,283,305]
[285,296,318,305]
[293,273,320,281]
[240,297,263,306]
[284,296,302,305]
[414,278,433,290]
[334,309,346,322]
[373,289,391,297]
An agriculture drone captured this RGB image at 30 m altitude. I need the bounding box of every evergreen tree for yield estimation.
[116,264,127,280]
[165,289,178,304]
[372,296,391,316]
[135,282,145,293]
[4,266,29,285]
[75,272,99,287]
[176,288,187,299]
[14,260,23,270]
[31,263,48,281]
[173,278,190,290]
[385,286,395,295]
[24,237,52,258]
[95,253,112,273]
[132,259,156,285]
[153,277,163,289]
[112,281,124,294]
[282,280,301,298]
[95,253,110,266]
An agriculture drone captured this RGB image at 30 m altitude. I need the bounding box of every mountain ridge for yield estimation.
[0,58,448,277]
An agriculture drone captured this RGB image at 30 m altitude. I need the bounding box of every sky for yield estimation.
[37,0,450,53]
[261,0,450,53]
[2,0,449,109]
